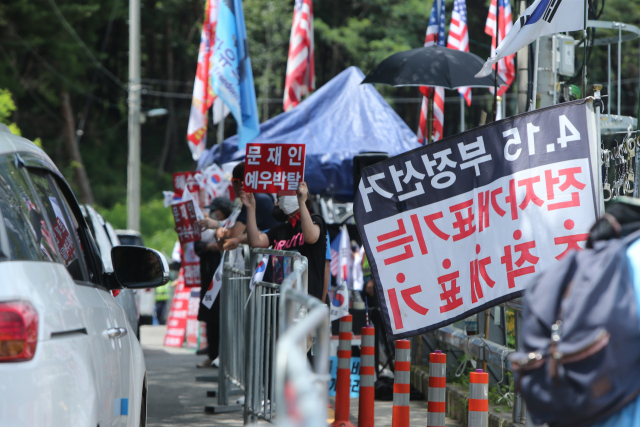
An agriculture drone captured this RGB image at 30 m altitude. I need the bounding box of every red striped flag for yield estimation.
[283,0,315,112]
[485,0,515,96]
[418,0,446,144]
[447,0,471,107]
[187,0,226,161]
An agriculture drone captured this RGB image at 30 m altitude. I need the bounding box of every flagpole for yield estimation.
[492,0,499,122]
[582,0,587,96]
[460,95,465,132]
[532,38,540,110]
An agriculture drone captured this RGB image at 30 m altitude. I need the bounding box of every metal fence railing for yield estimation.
[276,285,329,427]
[419,300,527,424]
[217,247,251,409]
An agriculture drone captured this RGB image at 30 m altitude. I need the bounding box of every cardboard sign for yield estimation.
[173,171,201,207]
[243,143,306,194]
[354,99,600,339]
[172,201,202,245]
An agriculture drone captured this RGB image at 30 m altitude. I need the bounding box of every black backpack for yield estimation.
[510,227,640,427]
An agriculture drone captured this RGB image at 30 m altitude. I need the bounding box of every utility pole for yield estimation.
[127,0,141,231]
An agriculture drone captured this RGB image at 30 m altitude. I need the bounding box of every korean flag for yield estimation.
[330,284,349,322]
[250,254,270,291]
[202,259,224,309]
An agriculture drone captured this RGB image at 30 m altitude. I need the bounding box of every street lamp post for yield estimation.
[127,0,141,231]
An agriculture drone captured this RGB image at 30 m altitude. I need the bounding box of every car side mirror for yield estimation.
[110,246,170,289]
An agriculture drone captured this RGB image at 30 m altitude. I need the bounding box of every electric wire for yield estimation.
[45,0,128,91]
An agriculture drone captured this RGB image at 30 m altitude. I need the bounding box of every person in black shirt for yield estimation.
[243,182,327,301]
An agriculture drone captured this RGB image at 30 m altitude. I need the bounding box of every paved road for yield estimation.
[142,326,236,426]
[141,325,460,427]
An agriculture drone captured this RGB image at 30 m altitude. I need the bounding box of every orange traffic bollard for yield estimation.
[392,340,411,427]
[358,326,375,427]
[332,315,355,427]
[427,350,446,426]
[469,369,489,427]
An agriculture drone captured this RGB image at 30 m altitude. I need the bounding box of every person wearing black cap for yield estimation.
[195,197,232,368]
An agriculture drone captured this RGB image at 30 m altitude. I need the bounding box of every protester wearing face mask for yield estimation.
[243,182,328,302]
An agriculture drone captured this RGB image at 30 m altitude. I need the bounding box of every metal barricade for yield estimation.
[275,286,329,427]
[217,247,252,411]
[244,248,308,424]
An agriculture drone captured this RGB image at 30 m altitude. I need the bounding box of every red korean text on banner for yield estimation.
[185,287,201,349]
[163,271,190,347]
[173,171,201,207]
[172,201,202,245]
[354,99,600,340]
[182,241,201,288]
[243,143,306,195]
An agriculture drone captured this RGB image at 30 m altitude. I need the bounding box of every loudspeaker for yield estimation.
[353,152,389,197]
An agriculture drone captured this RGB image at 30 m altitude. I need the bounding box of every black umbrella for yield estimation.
[362,45,505,89]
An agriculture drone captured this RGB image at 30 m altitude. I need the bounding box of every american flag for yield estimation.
[186,0,226,161]
[283,0,315,112]
[418,0,446,144]
[330,235,340,277]
[447,0,471,107]
[485,0,515,96]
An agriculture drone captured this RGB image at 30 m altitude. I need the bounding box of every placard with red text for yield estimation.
[172,201,202,245]
[354,99,601,339]
[173,171,201,207]
[243,143,306,194]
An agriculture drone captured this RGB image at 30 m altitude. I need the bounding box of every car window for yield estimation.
[27,169,86,280]
[0,158,59,262]
[48,176,103,285]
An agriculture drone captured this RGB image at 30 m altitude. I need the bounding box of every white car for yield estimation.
[0,124,169,427]
[81,205,140,339]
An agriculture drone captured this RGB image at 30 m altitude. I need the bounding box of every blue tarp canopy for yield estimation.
[197,66,420,200]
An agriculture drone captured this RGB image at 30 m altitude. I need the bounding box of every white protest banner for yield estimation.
[354,99,600,339]
[202,258,223,309]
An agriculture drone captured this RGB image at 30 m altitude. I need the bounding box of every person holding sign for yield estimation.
[242,182,327,302]
[213,162,280,251]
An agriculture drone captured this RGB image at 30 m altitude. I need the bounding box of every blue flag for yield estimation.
[211,0,260,149]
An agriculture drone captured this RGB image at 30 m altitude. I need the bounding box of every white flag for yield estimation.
[221,204,242,230]
[163,191,176,208]
[476,0,585,78]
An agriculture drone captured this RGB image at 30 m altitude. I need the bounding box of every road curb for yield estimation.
[410,365,521,427]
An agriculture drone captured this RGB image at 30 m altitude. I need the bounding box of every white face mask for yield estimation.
[278,196,299,215]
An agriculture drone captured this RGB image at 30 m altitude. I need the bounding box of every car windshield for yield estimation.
[117,235,144,246]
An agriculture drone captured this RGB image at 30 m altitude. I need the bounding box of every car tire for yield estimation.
[140,382,147,427]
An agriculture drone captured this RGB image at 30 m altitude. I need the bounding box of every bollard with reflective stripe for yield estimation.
[469,369,489,427]
[332,315,355,427]
[392,340,411,427]
[358,326,375,427]
[427,350,446,427]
